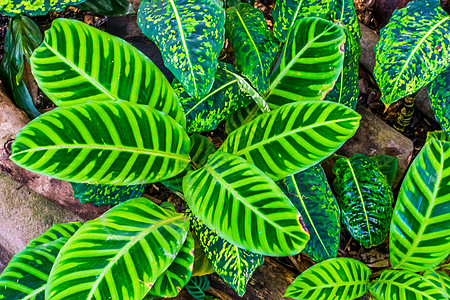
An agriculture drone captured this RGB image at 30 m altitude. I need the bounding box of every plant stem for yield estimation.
[393,91,418,132]
[190,160,200,170]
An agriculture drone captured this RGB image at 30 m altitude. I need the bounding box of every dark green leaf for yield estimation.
[137,0,225,98]
[225,3,279,94]
[0,0,87,16]
[192,231,214,276]
[369,154,398,188]
[283,164,340,262]
[333,153,393,248]
[225,102,261,134]
[27,222,83,247]
[429,67,450,135]
[186,276,210,300]
[374,0,450,106]
[76,0,134,16]
[71,182,145,206]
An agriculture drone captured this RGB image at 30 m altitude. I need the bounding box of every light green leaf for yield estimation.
[424,270,450,298]
[137,0,225,99]
[11,101,191,185]
[31,18,186,127]
[225,3,279,94]
[374,0,450,106]
[285,257,371,299]
[71,182,146,206]
[427,131,450,143]
[46,197,190,300]
[429,67,450,135]
[220,101,361,181]
[183,151,310,256]
[27,222,83,247]
[273,0,333,42]
[76,0,134,16]
[390,138,450,271]
[267,17,345,109]
[225,101,261,134]
[0,0,86,16]
[369,270,447,300]
[283,164,340,262]
[185,276,210,300]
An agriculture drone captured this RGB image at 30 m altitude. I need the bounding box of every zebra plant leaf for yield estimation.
[148,232,195,298]
[273,0,332,42]
[284,257,371,299]
[137,0,225,99]
[225,102,261,134]
[11,101,191,185]
[429,67,450,135]
[423,269,450,298]
[174,63,252,133]
[390,138,450,271]
[283,164,340,262]
[369,270,448,300]
[333,154,393,248]
[31,18,186,127]
[0,0,86,16]
[76,0,134,16]
[183,151,310,256]
[0,238,68,299]
[192,232,214,276]
[225,3,279,94]
[373,0,450,106]
[46,197,190,299]
[71,182,145,206]
[27,222,83,247]
[185,276,210,300]
[324,0,361,109]
[427,131,450,143]
[266,17,345,108]
[190,214,264,296]
[220,101,361,181]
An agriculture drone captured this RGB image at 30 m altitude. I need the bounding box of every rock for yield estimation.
[415,87,439,124]
[0,244,12,273]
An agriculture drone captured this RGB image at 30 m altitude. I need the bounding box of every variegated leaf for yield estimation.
[225,3,279,94]
[374,0,450,106]
[71,182,145,206]
[76,0,134,16]
[27,222,83,247]
[423,269,450,298]
[429,67,450,135]
[0,0,86,16]
[137,0,225,98]
[191,232,214,277]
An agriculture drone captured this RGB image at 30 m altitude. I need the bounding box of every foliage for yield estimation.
[71,182,145,206]
[76,0,134,16]
[429,67,450,135]
[0,0,86,16]
[185,276,211,300]
[370,154,398,188]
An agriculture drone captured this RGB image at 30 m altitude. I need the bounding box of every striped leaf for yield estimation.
[148,232,195,298]
[427,131,450,143]
[137,0,225,99]
[282,164,340,262]
[370,154,398,188]
[284,257,371,299]
[185,276,210,300]
[273,0,333,42]
[0,0,86,16]
[225,102,261,134]
[192,231,214,277]
[390,138,450,271]
[220,101,361,181]
[174,63,252,133]
[225,3,279,94]
[423,269,450,298]
[374,0,450,106]
[429,67,450,135]
[183,151,310,256]
[369,270,447,300]
[31,18,185,127]
[333,154,393,248]
[324,0,361,109]
[27,222,83,247]
[11,101,191,185]
[71,182,145,206]
[0,238,68,299]
[266,17,345,109]
[46,197,190,300]
[190,214,264,296]
[76,0,134,16]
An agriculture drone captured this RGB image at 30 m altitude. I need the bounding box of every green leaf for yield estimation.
[137,0,225,99]
[11,101,191,185]
[324,0,361,109]
[0,15,42,119]
[27,222,83,247]
[190,214,264,296]
[427,131,450,143]
[370,154,398,188]
[285,257,371,299]
[220,101,361,181]
[31,18,186,127]
[0,0,86,16]
[174,63,252,133]
[192,231,214,276]
[283,164,340,262]
[183,151,310,256]
[333,154,393,248]
[429,67,450,135]
[390,138,450,271]
[423,269,450,298]
[225,102,261,134]
[162,134,216,192]
[46,197,190,299]
[149,232,195,298]
[225,3,279,94]
[369,270,447,300]
[267,17,345,109]
[71,182,146,206]
[373,0,450,106]
[0,238,68,299]
[273,0,333,42]
[186,276,210,300]
[76,0,134,16]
